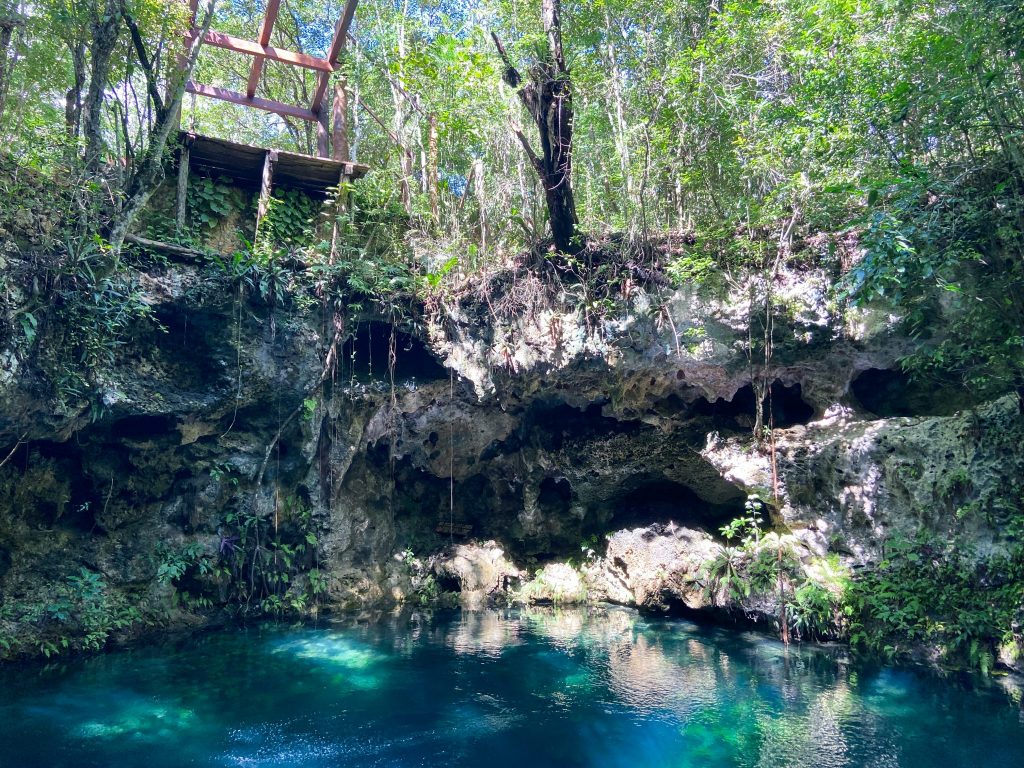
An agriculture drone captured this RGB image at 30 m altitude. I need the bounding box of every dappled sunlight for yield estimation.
[74,698,199,742]
[606,634,719,716]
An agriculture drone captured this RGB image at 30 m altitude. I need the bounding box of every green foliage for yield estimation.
[0,567,146,659]
[665,252,720,289]
[845,534,1024,671]
[703,545,750,601]
[188,177,236,234]
[841,171,1024,398]
[29,235,164,409]
[218,495,325,618]
[260,188,318,249]
[720,496,766,546]
[155,542,214,587]
[703,504,850,642]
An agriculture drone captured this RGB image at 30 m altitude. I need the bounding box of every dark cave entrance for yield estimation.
[339,321,448,385]
[849,367,977,417]
[692,380,814,430]
[606,478,745,534]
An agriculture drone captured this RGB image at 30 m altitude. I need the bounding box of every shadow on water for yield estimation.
[1,606,1023,767]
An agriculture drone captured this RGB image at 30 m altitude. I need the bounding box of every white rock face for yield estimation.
[584,525,722,611]
[516,562,587,604]
[432,541,522,608]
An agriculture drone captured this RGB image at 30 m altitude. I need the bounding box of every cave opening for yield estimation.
[607,479,745,534]
[525,400,635,452]
[691,381,814,429]
[340,321,447,385]
[850,367,976,417]
[537,476,572,518]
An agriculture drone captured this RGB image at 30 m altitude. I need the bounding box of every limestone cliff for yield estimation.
[0,244,1020,669]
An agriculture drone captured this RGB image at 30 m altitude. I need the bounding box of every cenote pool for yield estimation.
[1,607,1022,767]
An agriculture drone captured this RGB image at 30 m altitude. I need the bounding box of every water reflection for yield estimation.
[443,608,526,657]
[0,607,1022,768]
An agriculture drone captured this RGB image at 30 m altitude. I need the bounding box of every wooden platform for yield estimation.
[181,131,368,195]
[436,521,473,537]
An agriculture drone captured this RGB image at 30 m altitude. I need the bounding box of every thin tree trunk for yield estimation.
[106,0,218,256]
[65,40,88,140]
[427,112,439,224]
[602,10,632,221]
[392,0,412,213]
[0,12,23,126]
[474,157,486,253]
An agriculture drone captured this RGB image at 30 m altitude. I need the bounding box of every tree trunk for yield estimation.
[492,0,578,253]
[602,9,632,221]
[392,0,412,213]
[332,80,349,162]
[106,0,217,256]
[82,0,124,172]
[0,12,23,126]
[427,112,439,224]
[65,40,87,141]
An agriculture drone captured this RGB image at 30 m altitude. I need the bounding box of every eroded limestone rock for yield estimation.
[584,524,721,611]
[431,541,521,608]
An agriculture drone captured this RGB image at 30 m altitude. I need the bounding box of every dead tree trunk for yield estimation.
[492,0,578,253]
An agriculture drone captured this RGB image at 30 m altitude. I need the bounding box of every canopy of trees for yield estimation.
[0,0,1021,396]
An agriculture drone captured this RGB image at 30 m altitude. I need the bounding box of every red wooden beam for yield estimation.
[310,0,360,113]
[245,0,281,99]
[186,81,319,122]
[327,0,359,66]
[188,30,333,72]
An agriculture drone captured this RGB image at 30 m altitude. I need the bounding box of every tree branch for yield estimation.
[122,5,165,121]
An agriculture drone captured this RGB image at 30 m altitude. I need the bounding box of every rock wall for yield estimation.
[0,249,1019,660]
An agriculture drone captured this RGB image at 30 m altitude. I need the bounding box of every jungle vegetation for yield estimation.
[0,0,1022,666]
[0,0,1020,393]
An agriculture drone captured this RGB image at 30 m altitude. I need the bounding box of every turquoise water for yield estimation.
[1,607,1023,767]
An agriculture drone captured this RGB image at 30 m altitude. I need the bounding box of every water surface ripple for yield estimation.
[1,606,1022,767]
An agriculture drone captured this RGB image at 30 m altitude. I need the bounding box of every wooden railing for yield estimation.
[183,0,357,158]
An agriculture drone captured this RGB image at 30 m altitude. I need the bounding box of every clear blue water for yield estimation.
[1,607,1023,767]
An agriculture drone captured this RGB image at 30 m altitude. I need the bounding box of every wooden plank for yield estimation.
[245,0,281,98]
[186,81,319,122]
[189,30,333,72]
[435,521,472,536]
[310,70,331,116]
[327,0,359,66]
[180,131,370,192]
[310,0,359,112]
